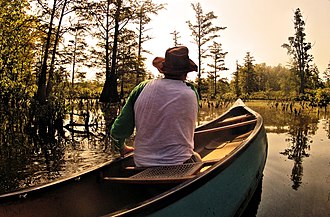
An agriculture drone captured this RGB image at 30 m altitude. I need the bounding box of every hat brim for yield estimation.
[152,57,197,74]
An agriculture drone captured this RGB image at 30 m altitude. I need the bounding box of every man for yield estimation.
[110,46,200,167]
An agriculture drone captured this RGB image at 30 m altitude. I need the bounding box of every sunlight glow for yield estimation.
[144,0,330,81]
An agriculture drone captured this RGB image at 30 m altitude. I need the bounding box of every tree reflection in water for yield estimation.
[241,178,263,217]
[0,125,66,195]
[244,100,328,192]
[0,99,114,195]
[280,113,316,190]
[326,119,330,139]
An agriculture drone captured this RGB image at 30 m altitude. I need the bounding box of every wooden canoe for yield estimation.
[0,99,268,217]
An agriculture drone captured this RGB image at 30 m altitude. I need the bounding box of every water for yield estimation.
[258,131,330,217]
[0,101,116,195]
[1,100,329,216]
[243,101,330,217]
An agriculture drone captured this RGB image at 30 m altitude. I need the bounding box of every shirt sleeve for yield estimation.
[185,82,200,104]
[110,80,150,148]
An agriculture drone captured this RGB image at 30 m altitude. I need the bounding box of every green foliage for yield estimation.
[315,88,330,107]
[0,0,38,91]
[254,63,296,94]
[232,52,257,96]
[282,8,314,94]
[228,61,319,101]
[302,88,330,107]
[241,52,256,94]
[249,91,296,101]
[0,0,39,145]
[133,0,165,84]
[187,2,226,97]
[249,91,269,100]
[206,41,228,96]
[198,78,210,97]
[73,81,103,99]
[221,92,237,101]
[323,62,330,88]
[32,0,73,103]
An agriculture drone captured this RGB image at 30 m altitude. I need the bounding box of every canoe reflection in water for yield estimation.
[241,178,263,217]
[0,99,268,217]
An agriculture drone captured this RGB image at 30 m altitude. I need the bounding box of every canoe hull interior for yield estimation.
[0,159,175,217]
[144,127,268,217]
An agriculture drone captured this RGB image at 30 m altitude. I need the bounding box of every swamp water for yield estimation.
[243,101,330,217]
[0,100,329,217]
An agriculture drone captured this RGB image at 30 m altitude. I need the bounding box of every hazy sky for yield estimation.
[143,0,330,80]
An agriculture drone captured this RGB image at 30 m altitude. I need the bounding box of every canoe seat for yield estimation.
[204,130,252,150]
[218,114,254,125]
[202,130,253,162]
[195,119,256,135]
[103,163,203,184]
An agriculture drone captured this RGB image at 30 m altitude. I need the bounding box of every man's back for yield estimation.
[133,79,198,167]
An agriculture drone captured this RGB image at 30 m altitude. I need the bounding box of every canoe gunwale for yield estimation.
[0,156,125,203]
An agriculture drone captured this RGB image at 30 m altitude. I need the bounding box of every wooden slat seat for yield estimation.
[218,114,253,125]
[195,119,256,135]
[202,130,253,162]
[205,130,252,150]
[104,163,203,184]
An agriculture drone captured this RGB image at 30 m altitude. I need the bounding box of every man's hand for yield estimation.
[120,145,134,157]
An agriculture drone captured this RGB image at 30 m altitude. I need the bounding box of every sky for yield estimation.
[143,0,330,81]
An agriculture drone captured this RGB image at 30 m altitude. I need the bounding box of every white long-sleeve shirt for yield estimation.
[133,79,198,167]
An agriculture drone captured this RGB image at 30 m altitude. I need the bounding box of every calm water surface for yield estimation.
[244,101,330,217]
[1,100,329,216]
